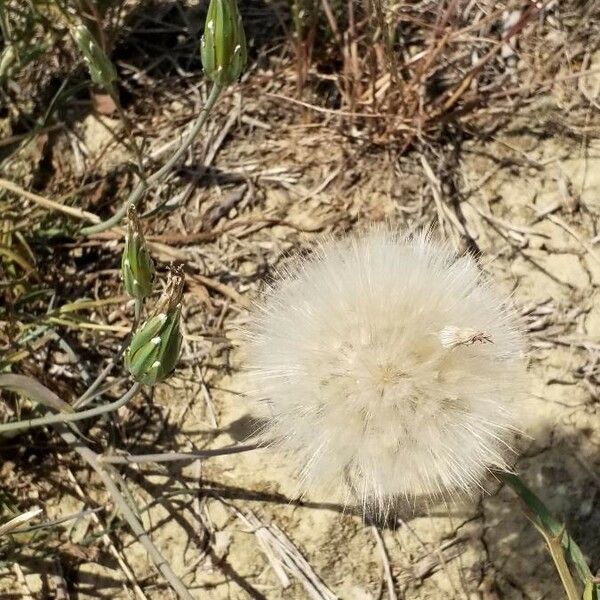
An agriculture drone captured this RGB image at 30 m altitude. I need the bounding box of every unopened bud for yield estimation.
[201,0,247,86]
[73,24,117,88]
[125,272,184,385]
[122,205,154,299]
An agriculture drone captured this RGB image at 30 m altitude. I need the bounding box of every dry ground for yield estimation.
[1,2,600,599]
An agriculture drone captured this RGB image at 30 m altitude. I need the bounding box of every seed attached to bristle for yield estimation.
[438,326,493,349]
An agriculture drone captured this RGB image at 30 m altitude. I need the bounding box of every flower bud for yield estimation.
[200,0,247,86]
[73,24,117,88]
[122,205,154,299]
[125,272,184,386]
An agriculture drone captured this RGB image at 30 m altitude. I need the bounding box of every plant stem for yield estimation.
[134,297,142,324]
[58,425,194,600]
[73,347,129,409]
[496,469,593,598]
[75,297,143,410]
[546,528,582,600]
[81,83,223,235]
[99,443,260,464]
[0,381,141,434]
[0,374,194,600]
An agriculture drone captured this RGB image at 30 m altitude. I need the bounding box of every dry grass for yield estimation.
[0,0,599,597]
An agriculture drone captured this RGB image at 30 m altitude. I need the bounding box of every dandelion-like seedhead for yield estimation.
[244,229,526,512]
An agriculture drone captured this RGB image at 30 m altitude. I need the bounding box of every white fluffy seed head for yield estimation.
[244,229,526,513]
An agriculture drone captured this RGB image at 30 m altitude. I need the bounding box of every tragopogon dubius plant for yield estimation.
[245,228,599,600]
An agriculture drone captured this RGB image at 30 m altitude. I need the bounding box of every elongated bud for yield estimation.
[122,205,154,299]
[201,0,247,86]
[72,24,117,88]
[125,272,184,385]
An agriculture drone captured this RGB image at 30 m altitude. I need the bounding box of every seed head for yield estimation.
[244,229,526,511]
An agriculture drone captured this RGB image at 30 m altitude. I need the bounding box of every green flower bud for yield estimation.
[73,24,117,88]
[122,205,154,299]
[125,272,184,386]
[201,0,247,86]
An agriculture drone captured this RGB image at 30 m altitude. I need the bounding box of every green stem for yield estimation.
[73,349,128,409]
[99,443,260,464]
[134,297,142,324]
[496,470,595,596]
[546,528,582,600]
[0,381,141,434]
[74,297,143,410]
[81,83,223,235]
